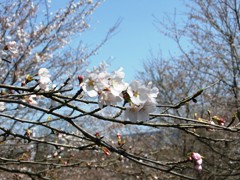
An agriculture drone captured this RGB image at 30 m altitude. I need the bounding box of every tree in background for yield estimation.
[139,0,240,179]
[146,0,240,118]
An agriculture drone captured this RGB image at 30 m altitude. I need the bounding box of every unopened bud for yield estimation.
[78,75,84,84]
[102,147,111,156]
[24,129,32,140]
[116,133,121,139]
[3,45,8,50]
[195,164,202,171]
[25,74,33,83]
[21,80,26,87]
[194,113,198,119]
[218,118,225,126]
[212,116,225,125]
[95,132,100,138]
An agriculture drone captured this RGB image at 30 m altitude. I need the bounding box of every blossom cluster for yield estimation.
[38,68,52,91]
[80,65,159,122]
[21,68,52,106]
[124,81,159,122]
[211,115,225,126]
[1,65,159,122]
[189,152,203,171]
[0,41,18,63]
[195,112,225,131]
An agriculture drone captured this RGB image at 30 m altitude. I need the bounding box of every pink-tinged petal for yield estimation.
[137,109,150,121]
[195,164,202,171]
[38,68,50,77]
[87,89,98,97]
[125,107,138,122]
[191,152,202,161]
[150,87,159,97]
[131,96,141,105]
[196,158,202,165]
[28,95,38,106]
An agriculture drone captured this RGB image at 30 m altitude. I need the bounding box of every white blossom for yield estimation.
[38,68,52,91]
[127,80,148,106]
[82,67,159,116]
[146,82,159,103]
[98,90,122,108]
[110,67,128,94]
[125,101,156,122]
[0,102,5,111]
[7,41,18,54]
[125,81,159,122]
[28,95,38,106]
[82,72,99,97]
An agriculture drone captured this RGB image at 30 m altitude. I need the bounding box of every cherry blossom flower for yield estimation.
[125,81,159,122]
[125,104,140,122]
[127,80,148,106]
[125,100,156,122]
[28,95,38,106]
[0,102,5,111]
[82,67,159,118]
[82,67,127,107]
[0,41,17,63]
[98,90,122,108]
[82,72,99,97]
[191,152,202,162]
[38,68,52,91]
[6,41,18,54]
[195,164,202,171]
[109,68,128,93]
[22,95,38,106]
[189,152,203,171]
[138,101,156,120]
[38,68,51,78]
[97,68,128,108]
[146,82,159,103]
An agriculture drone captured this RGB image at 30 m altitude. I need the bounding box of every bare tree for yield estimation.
[138,0,240,179]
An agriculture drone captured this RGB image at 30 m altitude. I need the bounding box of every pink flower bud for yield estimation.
[189,152,203,171]
[196,158,202,165]
[116,133,121,139]
[218,118,225,126]
[191,152,202,161]
[78,75,84,84]
[21,80,26,87]
[102,147,111,156]
[95,132,100,138]
[3,45,8,50]
[195,164,202,171]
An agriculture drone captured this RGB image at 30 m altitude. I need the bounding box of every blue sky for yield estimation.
[77,0,187,81]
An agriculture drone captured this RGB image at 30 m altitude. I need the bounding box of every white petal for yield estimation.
[87,89,98,97]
